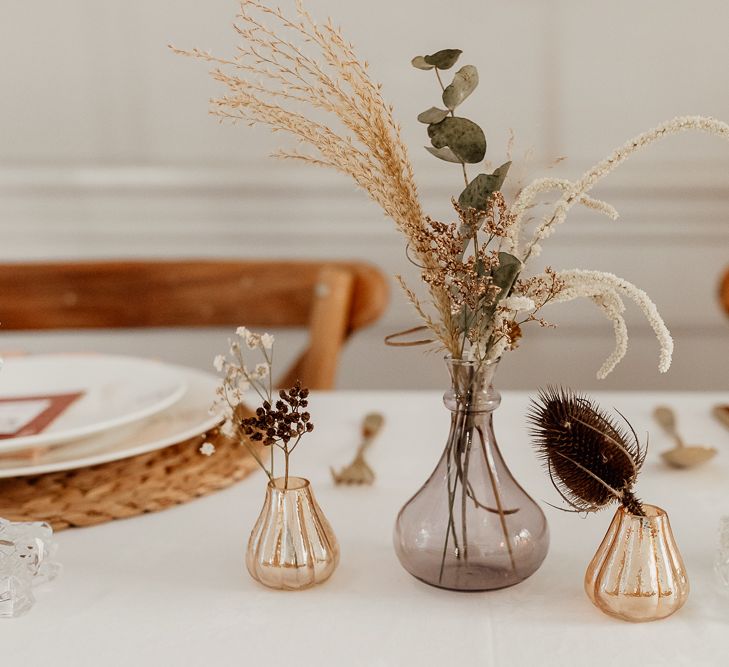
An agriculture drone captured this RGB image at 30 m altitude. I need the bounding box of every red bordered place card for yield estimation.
[0,393,84,439]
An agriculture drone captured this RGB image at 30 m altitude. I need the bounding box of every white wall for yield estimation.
[1,1,729,390]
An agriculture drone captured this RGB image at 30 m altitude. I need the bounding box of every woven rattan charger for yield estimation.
[0,260,389,530]
[0,423,258,531]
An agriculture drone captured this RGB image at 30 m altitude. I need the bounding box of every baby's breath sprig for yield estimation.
[205,327,315,489]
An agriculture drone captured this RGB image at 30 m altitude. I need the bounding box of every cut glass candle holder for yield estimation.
[0,518,60,618]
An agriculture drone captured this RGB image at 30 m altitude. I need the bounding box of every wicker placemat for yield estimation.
[0,426,259,531]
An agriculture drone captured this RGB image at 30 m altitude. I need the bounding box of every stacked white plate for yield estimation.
[0,354,221,478]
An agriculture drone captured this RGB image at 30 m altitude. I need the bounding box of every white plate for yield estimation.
[0,354,188,453]
[0,365,221,478]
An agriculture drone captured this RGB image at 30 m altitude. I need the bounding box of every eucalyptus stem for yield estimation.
[433,67,469,189]
[447,429,462,555]
[460,418,472,562]
[477,423,517,573]
[434,67,444,90]
[439,382,476,583]
[440,443,460,584]
[456,384,475,564]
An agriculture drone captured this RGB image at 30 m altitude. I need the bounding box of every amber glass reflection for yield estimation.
[585,504,689,622]
[246,477,339,590]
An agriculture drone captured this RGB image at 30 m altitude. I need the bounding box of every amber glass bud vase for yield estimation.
[585,504,689,622]
[246,477,339,590]
[394,357,549,591]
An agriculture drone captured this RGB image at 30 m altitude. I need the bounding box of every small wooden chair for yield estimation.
[0,260,389,389]
[720,268,729,318]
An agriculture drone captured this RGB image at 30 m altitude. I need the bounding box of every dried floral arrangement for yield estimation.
[204,327,314,489]
[172,0,729,378]
[528,387,646,516]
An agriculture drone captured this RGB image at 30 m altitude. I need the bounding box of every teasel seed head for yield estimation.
[528,387,647,516]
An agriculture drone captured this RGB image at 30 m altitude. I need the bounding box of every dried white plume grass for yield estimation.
[174,3,729,378]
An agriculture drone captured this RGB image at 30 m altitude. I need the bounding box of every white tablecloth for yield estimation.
[5,390,729,666]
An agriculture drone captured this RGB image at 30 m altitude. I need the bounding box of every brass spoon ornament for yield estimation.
[331,412,384,485]
[654,405,717,468]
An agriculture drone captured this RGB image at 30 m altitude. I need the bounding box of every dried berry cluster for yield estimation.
[415,215,501,316]
[241,380,314,446]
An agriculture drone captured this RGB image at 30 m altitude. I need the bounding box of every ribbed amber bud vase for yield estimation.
[246,477,339,590]
[585,504,689,622]
[394,358,549,591]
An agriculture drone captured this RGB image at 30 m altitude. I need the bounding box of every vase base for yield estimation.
[587,598,682,623]
[406,561,538,592]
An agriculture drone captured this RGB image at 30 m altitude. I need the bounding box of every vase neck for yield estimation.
[443,357,501,413]
[267,476,311,500]
[617,503,668,528]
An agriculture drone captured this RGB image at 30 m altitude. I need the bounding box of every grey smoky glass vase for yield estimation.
[393,358,549,591]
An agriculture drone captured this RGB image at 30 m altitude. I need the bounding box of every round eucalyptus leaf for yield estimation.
[423,49,462,70]
[411,55,435,70]
[480,252,523,318]
[457,162,512,211]
[424,145,463,163]
[442,65,479,110]
[427,117,486,164]
[491,252,522,296]
[417,107,450,124]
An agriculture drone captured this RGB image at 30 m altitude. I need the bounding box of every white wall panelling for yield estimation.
[1,1,728,389]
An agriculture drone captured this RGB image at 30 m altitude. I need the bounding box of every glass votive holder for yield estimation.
[0,518,60,618]
[714,516,729,594]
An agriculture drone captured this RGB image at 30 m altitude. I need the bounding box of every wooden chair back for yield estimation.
[721,268,729,318]
[0,260,389,389]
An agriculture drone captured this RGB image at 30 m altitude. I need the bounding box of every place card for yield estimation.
[0,393,83,440]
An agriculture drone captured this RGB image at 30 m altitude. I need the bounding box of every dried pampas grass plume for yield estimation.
[170,0,459,354]
[528,387,646,516]
[172,1,728,376]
